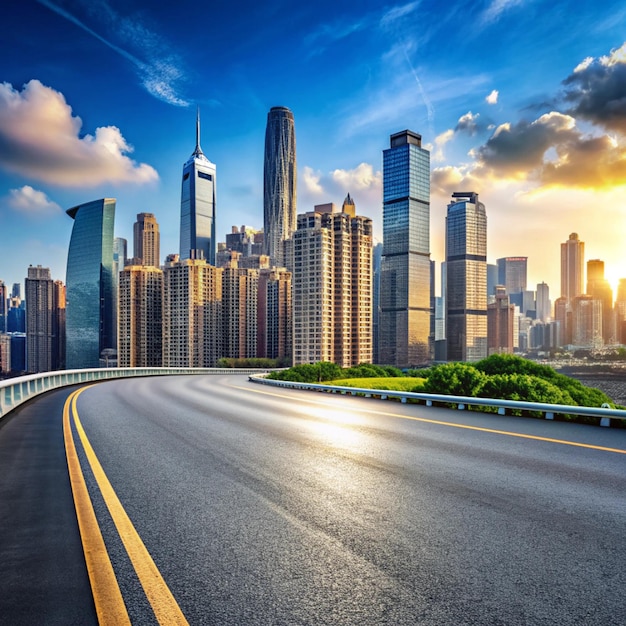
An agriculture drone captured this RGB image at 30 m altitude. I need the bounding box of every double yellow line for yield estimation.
[63,386,188,625]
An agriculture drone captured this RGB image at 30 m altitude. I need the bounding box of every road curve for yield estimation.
[1,374,625,625]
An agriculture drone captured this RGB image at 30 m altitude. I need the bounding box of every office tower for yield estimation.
[445,192,488,362]
[65,198,116,368]
[257,267,292,362]
[224,225,264,257]
[118,265,163,367]
[379,130,432,367]
[263,106,296,269]
[0,280,7,333]
[11,283,21,299]
[487,264,498,299]
[134,213,161,268]
[587,259,614,345]
[180,110,216,265]
[536,282,551,322]
[222,261,259,360]
[488,286,514,355]
[163,257,222,367]
[52,280,66,370]
[9,333,26,373]
[0,333,10,373]
[554,296,570,346]
[496,257,527,295]
[571,295,602,347]
[25,265,53,373]
[293,200,373,367]
[561,233,584,302]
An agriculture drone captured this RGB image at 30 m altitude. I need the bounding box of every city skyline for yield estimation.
[1,1,625,294]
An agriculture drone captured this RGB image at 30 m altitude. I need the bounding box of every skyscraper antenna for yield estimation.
[195,106,203,156]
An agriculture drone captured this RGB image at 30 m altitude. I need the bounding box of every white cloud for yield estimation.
[574,57,594,73]
[432,129,454,162]
[331,162,381,191]
[301,166,324,195]
[481,0,525,25]
[486,89,499,104]
[37,0,189,106]
[5,185,62,215]
[0,80,159,187]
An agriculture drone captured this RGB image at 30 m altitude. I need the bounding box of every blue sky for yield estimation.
[1,0,625,297]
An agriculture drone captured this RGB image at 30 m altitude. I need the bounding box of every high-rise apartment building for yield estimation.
[445,192,488,362]
[293,200,373,367]
[587,259,614,345]
[257,267,292,362]
[221,262,259,360]
[0,333,10,373]
[379,130,432,367]
[163,257,222,367]
[52,280,66,370]
[118,265,163,367]
[263,106,296,269]
[561,233,584,303]
[134,213,161,268]
[496,257,527,295]
[180,111,216,265]
[65,198,115,368]
[571,294,603,348]
[615,278,626,344]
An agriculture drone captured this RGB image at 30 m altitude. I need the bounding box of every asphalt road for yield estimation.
[1,374,625,625]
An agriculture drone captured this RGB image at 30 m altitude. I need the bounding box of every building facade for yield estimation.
[445,192,488,362]
[180,111,216,265]
[163,257,222,367]
[134,213,161,268]
[257,267,292,362]
[65,198,115,368]
[487,287,514,355]
[496,257,527,296]
[263,106,296,269]
[379,130,432,367]
[118,265,163,367]
[587,259,614,345]
[293,201,373,367]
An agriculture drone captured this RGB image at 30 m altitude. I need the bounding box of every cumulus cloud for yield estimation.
[0,80,158,187]
[455,111,481,135]
[486,89,499,104]
[464,111,626,189]
[299,163,382,216]
[562,42,626,133]
[4,185,62,215]
[37,0,189,106]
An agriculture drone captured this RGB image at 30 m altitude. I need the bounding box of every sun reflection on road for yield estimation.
[298,405,367,451]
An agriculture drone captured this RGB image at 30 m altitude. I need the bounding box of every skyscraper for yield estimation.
[134,212,161,268]
[257,267,292,362]
[587,259,614,344]
[379,130,432,367]
[496,257,527,295]
[0,280,7,333]
[487,286,514,355]
[263,106,296,269]
[445,192,488,362]
[536,282,551,322]
[180,110,216,265]
[65,198,115,368]
[25,265,53,373]
[561,232,584,303]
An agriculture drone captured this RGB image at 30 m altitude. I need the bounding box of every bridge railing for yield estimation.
[0,367,267,421]
[249,375,626,428]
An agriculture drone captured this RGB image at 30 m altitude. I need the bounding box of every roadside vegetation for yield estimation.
[266,354,625,426]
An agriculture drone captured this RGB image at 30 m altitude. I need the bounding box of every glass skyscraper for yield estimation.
[445,192,487,362]
[379,130,432,367]
[65,198,115,368]
[180,110,216,265]
[263,106,296,269]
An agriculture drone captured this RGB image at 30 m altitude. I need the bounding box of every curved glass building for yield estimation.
[180,110,216,265]
[263,106,296,269]
[65,198,115,368]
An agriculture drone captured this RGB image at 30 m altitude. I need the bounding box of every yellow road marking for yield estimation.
[67,386,189,625]
[233,384,626,455]
[63,390,131,625]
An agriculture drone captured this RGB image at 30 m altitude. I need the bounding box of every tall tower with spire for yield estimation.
[180,109,217,265]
